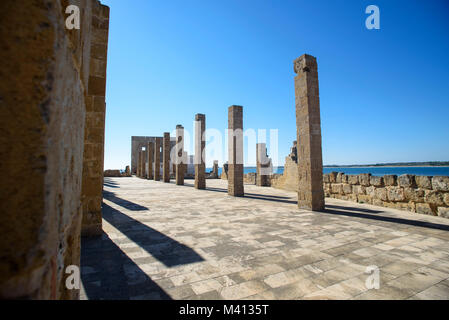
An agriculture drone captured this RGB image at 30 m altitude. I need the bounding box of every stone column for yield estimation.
[175,125,185,185]
[293,54,325,211]
[212,160,219,178]
[194,114,206,189]
[142,147,147,178]
[137,150,141,177]
[163,133,171,182]
[147,141,154,180]
[153,138,161,181]
[228,105,244,196]
[256,143,270,186]
[81,2,110,237]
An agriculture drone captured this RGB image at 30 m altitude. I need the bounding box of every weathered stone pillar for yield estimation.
[147,141,154,180]
[256,143,270,186]
[228,105,244,196]
[175,125,185,185]
[293,54,325,211]
[163,133,171,182]
[153,138,161,181]
[142,147,147,178]
[212,160,219,178]
[81,1,110,237]
[194,114,206,189]
[137,150,142,177]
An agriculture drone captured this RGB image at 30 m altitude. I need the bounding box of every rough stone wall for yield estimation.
[81,0,109,237]
[324,173,449,218]
[0,0,101,299]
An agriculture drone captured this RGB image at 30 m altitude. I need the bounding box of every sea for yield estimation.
[207,166,449,177]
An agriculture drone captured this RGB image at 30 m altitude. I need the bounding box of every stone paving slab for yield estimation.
[80,177,449,300]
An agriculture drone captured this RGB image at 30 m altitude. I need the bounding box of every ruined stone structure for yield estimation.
[210,160,219,179]
[147,141,154,180]
[195,114,206,189]
[0,0,108,299]
[163,133,171,182]
[256,143,271,187]
[175,125,185,185]
[153,138,161,181]
[228,106,244,196]
[142,148,147,178]
[131,136,176,175]
[294,54,325,211]
[270,141,299,191]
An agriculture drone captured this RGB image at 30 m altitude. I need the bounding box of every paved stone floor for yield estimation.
[80,177,449,300]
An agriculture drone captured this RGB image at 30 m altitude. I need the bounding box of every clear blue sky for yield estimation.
[101,0,449,169]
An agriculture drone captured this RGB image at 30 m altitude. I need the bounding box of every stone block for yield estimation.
[403,188,425,203]
[342,183,352,194]
[329,172,338,183]
[357,195,372,204]
[331,184,343,194]
[416,203,436,216]
[341,174,348,183]
[353,185,366,195]
[347,175,359,185]
[445,193,449,206]
[424,190,445,206]
[372,199,383,207]
[415,176,432,189]
[323,174,330,183]
[336,172,344,183]
[397,174,416,188]
[370,176,384,187]
[375,188,387,201]
[432,176,449,191]
[383,175,397,186]
[387,187,405,202]
[359,173,371,186]
[437,207,449,218]
[366,186,376,198]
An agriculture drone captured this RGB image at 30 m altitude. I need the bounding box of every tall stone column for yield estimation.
[81,2,110,237]
[137,150,141,177]
[256,143,270,186]
[293,54,325,211]
[163,133,171,182]
[153,138,161,181]
[175,125,185,185]
[147,141,154,180]
[228,105,244,196]
[194,114,206,189]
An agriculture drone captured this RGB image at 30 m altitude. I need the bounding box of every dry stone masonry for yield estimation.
[324,173,449,218]
[294,54,325,211]
[228,106,244,196]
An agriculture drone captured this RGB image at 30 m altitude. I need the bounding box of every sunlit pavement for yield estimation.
[80,177,449,300]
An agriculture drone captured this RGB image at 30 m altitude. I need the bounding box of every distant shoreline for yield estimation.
[323,165,449,168]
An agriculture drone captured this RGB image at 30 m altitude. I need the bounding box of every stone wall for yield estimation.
[81,1,110,237]
[0,0,106,299]
[324,173,449,218]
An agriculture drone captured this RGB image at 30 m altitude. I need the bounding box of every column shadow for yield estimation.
[103,190,148,211]
[102,202,204,267]
[81,232,171,300]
